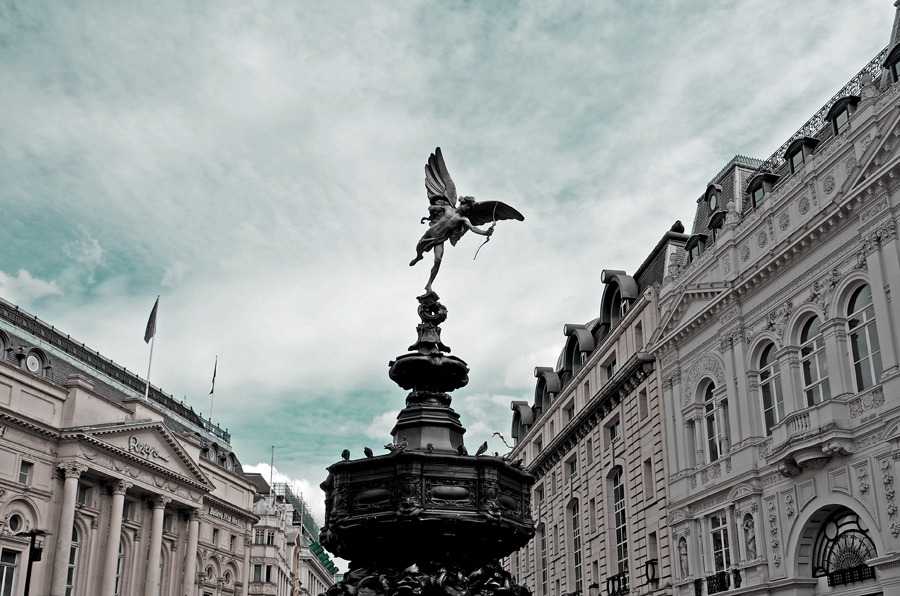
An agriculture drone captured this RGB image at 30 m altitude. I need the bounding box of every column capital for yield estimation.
[153,495,171,510]
[58,462,88,478]
[188,508,202,522]
[110,480,133,496]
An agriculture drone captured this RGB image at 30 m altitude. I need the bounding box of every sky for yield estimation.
[0,0,893,547]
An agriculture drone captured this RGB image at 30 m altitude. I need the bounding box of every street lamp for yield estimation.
[588,582,600,596]
[16,529,51,596]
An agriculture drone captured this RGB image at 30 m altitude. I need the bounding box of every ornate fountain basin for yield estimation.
[320,450,534,567]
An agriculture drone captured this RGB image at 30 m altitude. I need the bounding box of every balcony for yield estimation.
[827,564,875,587]
[768,397,854,469]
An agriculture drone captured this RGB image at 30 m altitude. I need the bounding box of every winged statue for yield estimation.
[410,148,524,293]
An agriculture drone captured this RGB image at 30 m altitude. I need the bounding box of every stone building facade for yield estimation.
[245,479,336,596]
[654,8,900,595]
[505,233,686,596]
[0,297,258,596]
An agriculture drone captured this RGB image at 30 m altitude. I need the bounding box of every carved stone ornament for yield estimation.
[882,459,899,536]
[764,300,794,345]
[740,245,750,262]
[849,386,885,418]
[723,255,731,274]
[153,495,172,509]
[779,212,790,231]
[784,493,795,517]
[58,462,89,479]
[823,175,836,194]
[758,231,768,248]
[858,466,870,494]
[846,156,857,175]
[111,480,133,496]
[798,196,810,215]
[861,220,897,259]
[767,499,781,567]
[806,268,842,317]
[683,354,726,407]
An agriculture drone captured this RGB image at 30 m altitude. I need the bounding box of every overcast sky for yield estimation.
[0,0,893,548]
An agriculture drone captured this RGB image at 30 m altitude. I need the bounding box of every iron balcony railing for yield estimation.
[827,564,875,587]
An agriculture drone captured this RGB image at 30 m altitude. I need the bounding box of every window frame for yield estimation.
[703,383,726,462]
[759,343,785,435]
[800,315,831,406]
[709,513,732,572]
[847,284,883,391]
[18,461,33,486]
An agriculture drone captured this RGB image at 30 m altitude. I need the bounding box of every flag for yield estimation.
[144,297,159,344]
[209,356,217,395]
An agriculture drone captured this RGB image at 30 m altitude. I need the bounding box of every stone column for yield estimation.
[50,462,87,596]
[693,415,706,467]
[821,319,852,398]
[144,496,171,596]
[182,509,201,596]
[100,480,133,596]
[662,377,681,473]
[777,346,802,414]
[243,534,253,596]
[720,336,743,447]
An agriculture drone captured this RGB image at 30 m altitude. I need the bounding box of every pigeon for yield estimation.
[384,443,398,452]
[426,443,434,453]
[364,447,374,458]
[457,444,468,456]
[511,459,524,469]
[475,441,488,456]
[671,220,685,233]
[341,449,350,461]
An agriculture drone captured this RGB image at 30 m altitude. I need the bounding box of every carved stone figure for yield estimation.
[411,148,524,293]
[744,517,757,559]
[678,538,689,577]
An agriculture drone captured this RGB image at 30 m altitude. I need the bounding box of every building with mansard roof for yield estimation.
[505,231,686,596]
[654,5,900,595]
[0,297,258,596]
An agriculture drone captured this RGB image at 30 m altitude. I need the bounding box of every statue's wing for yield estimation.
[424,147,458,208]
[467,201,525,227]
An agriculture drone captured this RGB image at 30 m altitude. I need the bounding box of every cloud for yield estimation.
[242,463,327,523]
[0,269,62,303]
[365,411,400,440]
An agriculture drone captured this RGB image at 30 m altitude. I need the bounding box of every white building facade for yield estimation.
[655,8,900,595]
[0,298,258,596]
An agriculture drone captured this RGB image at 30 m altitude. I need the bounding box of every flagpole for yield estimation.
[144,295,160,399]
[209,355,217,423]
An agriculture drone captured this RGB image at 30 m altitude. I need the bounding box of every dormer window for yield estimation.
[684,234,707,263]
[785,137,820,175]
[705,184,722,215]
[708,211,727,241]
[884,44,900,84]
[746,173,780,211]
[825,96,860,136]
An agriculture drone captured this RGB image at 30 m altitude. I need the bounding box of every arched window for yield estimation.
[114,542,124,596]
[570,501,583,593]
[66,526,81,596]
[759,344,784,435]
[848,285,882,391]
[801,316,831,406]
[704,383,725,462]
[612,468,628,575]
[538,525,548,596]
[812,509,876,580]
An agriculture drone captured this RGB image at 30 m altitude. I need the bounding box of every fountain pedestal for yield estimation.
[320,292,534,595]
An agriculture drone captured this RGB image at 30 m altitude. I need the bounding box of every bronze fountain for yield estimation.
[320,148,533,596]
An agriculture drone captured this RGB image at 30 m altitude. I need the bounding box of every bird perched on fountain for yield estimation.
[426,443,434,453]
[341,449,350,461]
[364,447,374,458]
[475,441,488,456]
[457,444,468,456]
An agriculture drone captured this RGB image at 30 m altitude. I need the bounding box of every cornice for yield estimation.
[0,410,62,439]
[203,493,259,525]
[529,353,655,477]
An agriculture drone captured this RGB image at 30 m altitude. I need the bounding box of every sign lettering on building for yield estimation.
[208,506,239,526]
[128,435,171,462]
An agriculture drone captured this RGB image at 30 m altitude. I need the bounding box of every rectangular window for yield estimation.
[586,438,594,465]
[571,502,583,593]
[534,438,543,457]
[565,404,575,422]
[606,359,618,381]
[230,535,236,551]
[76,483,90,506]
[638,389,649,420]
[18,462,33,486]
[553,525,559,555]
[634,322,643,350]
[253,564,262,582]
[550,471,557,495]
[751,186,765,209]
[535,486,544,506]
[589,498,597,532]
[710,514,731,572]
[835,109,850,135]
[612,468,628,574]
[643,458,653,502]
[122,501,133,521]
[266,565,272,582]
[266,530,275,545]
[566,457,578,481]
[607,418,621,445]
[163,514,173,533]
[583,380,591,402]
[211,528,218,545]
[0,549,18,596]
[539,528,548,596]
[790,149,804,172]
[254,529,265,545]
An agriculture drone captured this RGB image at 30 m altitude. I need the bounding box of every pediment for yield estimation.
[845,108,900,195]
[75,421,211,488]
[659,285,728,338]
